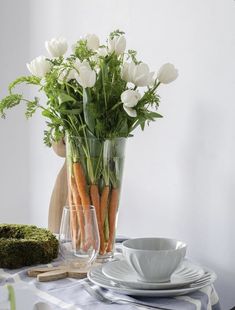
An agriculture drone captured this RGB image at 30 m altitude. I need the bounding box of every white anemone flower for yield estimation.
[121,62,154,87]
[121,89,141,117]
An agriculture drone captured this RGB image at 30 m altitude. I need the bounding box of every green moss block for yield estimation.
[0,224,59,269]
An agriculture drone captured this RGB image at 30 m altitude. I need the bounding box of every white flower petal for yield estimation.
[97,47,108,57]
[123,105,137,117]
[85,34,100,50]
[121,61,153,87]
[108,35,126,55]
[26,56,51,78]
[45,37,68,57]
[121,89,141,107]
[157,63,178,84]
[121,62,129,81]
[75,63,96,88]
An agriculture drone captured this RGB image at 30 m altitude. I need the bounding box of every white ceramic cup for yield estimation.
[122,237,187,283]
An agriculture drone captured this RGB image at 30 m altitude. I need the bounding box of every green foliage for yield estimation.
[9,76,41,94]
[74,39,95,61]
[0,94,22,118]
[109,29,125,39]
[25,97,40,118]
[127,49,140,64]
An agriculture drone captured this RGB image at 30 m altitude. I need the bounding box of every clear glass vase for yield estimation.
[66,135,126,261]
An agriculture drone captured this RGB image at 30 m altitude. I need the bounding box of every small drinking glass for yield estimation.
[59,205,100,269]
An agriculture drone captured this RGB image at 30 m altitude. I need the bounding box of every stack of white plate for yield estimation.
[88,259,217,297]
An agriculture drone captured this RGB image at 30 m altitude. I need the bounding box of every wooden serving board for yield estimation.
[27,263,99,282]
[27,266,87,282]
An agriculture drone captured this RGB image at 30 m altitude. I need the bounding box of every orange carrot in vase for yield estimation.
[100,185,110,253]
[68,181,78,248]
[73,162,93,249]
[73,162,91,207]
[90,184,105,254]
[106,187,119,253]
[70,175,85,248]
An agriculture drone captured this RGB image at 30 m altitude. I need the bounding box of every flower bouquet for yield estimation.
[0,30,178,259]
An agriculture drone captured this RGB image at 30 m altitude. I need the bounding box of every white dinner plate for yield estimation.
[88,264,216,297]
[102,259,204,290]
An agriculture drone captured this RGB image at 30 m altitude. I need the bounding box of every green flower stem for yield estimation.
[101,64,107,110]
[104,214,109,241]
[7,285,16,310]
[94,146,103,182]
[78,114,95,183]
[65,82,83,96]
[107,101,122,113]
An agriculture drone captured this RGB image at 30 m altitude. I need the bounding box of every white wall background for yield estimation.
[0,0,30,224]
[0,0,235,308]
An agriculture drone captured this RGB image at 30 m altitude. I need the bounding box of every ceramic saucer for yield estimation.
[102,259,204,290]
[88,264,216,297]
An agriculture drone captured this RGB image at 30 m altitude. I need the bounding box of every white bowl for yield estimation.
[122,237,187,283]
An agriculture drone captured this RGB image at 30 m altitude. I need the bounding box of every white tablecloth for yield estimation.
[0,257,221,310]
[0,239,221,310]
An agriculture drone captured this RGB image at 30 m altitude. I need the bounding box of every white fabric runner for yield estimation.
[0,250,221,310]
[0,265,221,310]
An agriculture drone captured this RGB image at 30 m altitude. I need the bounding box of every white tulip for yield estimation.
[75,61,96,88]
[108,35,126,55]
[85,34,100,50]
[45,37,68,57]
[26,56,51,78]
[121,62,154,87]
[121,89,141,117]
[157,63,178,84]
[97,47,108,57]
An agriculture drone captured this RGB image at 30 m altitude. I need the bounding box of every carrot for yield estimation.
[106,188,119,253]
[100,185,110,253]
[90,184,101,223]
[70,175,81,205]
[73,162,93,250]
[73,162,90,208]
[68,180,78,248]
[70,175,85,248]
[68,180,74,206]
[90,184,107,254]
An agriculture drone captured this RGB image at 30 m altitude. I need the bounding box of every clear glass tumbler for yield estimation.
[59,205,100,269]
